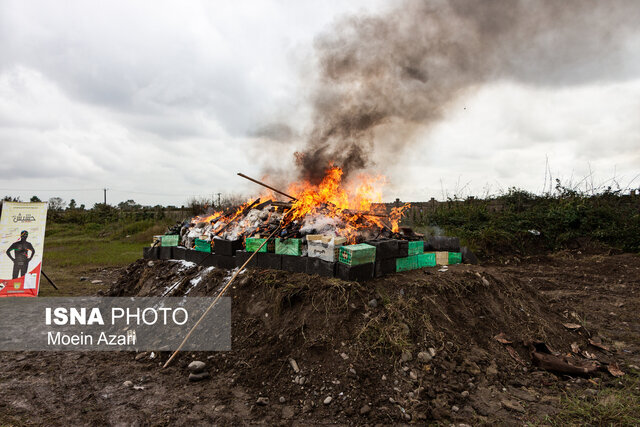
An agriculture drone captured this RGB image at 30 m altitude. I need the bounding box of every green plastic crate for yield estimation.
[408,240,424,256]
[194,238,211,253]
[417,252,436,268]
[396,255,417,272]
[275,238,303,256]
[338,243,376,266]
[245,237,275,253]
[161,235,180,247]
[448,252,462,265]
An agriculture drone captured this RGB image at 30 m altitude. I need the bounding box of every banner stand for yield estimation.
[40,270,59,290]
[0,202,49,297]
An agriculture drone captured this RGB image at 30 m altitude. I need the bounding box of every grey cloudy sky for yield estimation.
[0,0,639,207]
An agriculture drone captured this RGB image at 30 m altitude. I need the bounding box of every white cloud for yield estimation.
[386,80,640,200]
[0,0,638,207]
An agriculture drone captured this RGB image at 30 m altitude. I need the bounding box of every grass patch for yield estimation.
[544,371,640,426]
[38,219,174,296]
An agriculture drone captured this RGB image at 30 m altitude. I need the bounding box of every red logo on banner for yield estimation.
[0,262,41,297]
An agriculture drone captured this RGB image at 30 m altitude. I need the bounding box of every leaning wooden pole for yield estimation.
[163,222,285,369]
[237,173,298,201]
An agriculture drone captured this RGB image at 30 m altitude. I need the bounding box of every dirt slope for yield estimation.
[1,253,638,425]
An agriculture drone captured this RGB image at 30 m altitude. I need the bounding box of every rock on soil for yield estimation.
[501,398,525,413]
[188,372,210,382]
[417,351,432,362]
[188,361,206,373]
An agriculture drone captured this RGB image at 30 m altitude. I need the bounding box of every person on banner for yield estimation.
[6,230,35,279]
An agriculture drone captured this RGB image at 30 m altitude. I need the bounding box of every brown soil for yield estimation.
[1,253,639,425]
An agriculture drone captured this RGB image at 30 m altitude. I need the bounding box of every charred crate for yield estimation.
[194,238,211,253]
[396,256,417,272]
[275,238,303,256]
[213,238,242,256]
[408,240,424,256]
[245,237,275,253]
[416,252,436,268]
[448,252,462,265]
[161,235,180,247]
[338,243,376,266]
[336,262,374,282]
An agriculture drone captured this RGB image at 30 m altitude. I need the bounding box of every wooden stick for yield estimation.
[237,173,298,201]
[163,223,285,369]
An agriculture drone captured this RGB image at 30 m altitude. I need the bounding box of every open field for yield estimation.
[38,219,174,296]
[1,231,639,424]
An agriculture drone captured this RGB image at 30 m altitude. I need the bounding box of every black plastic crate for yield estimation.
[365,239,392,258]
[374,257,396,277]
[257,253,282,270]
[158,246,173,260]
[336,262,374,282]
[425,236,460,252]
[306,257,336,277]
[235,250,258,268]
[213,238,243,256]
[143,246,159,260]
[201,253,217,268]
[216,255,237,270]
[185,249,208,264]
[282,255,307,273]
[172,247,187,260]
[397,240,408,258]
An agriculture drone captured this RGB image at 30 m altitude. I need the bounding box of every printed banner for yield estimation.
[0,202,48,297]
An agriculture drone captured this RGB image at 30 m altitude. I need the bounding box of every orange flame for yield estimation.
[190,166,410,242]
[283,166,407,241]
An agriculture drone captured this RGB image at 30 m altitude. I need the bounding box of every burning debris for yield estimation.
[146,167,473,281]
[182,166,412,249]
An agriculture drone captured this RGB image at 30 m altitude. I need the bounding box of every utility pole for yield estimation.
[103,188,108,205]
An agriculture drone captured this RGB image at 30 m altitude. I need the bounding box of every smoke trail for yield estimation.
[294,0,640,182]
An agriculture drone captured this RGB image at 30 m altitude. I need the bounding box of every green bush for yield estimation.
[416,189,640,256]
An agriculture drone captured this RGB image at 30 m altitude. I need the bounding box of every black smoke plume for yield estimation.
[294,0,640,183]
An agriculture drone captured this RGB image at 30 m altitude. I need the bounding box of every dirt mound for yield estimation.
[107,259,585,423]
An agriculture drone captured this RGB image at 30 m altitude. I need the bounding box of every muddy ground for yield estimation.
[1,252,639,425]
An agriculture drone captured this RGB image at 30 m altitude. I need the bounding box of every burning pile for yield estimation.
[145,166,470,281]
[180,166,412,250]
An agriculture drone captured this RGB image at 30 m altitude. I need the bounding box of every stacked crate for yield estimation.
[245,237,275,253]
[145,235,465,280]
[194,238,212,253]
[365,239,407,277]
[275,238,303,256]
[393,240,432,272]
[336,243,376,281]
